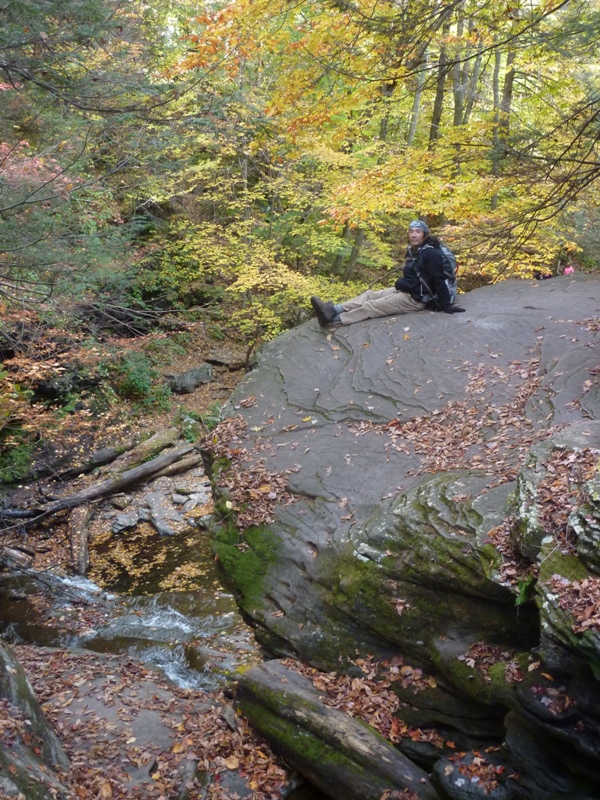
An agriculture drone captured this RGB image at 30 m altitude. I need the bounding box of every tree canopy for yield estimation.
[2,0,600,333]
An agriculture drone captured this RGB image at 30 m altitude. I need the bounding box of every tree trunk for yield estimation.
[499,49,517,137]
[491,44,502,211]
[452,16,466,128]
[58,441,138,480]
[491,46,516,210]
[69,504,93,575]
[463,37,483,124]
[407,56,427,146]
[378,82,396,142]
[344,227,365,280]
[4,443,196,523]
[429,20,451,150]
[152,452,203,479]
[238,660,439,800]
[332,220,351,274]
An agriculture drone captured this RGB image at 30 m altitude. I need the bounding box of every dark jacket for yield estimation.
[394,236,452,310]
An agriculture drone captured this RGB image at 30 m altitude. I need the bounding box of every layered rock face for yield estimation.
[206,275,600,799]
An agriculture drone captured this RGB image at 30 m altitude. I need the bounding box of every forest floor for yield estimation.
[1,313,252,579]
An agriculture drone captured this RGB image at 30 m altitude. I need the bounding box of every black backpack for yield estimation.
[417,243,458,305]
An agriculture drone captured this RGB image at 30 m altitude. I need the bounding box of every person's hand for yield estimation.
[443,305,466,313]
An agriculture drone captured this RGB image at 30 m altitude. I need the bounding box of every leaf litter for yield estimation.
[5,645,289,800]
[349,357,547,484]
[282,657,454,753]
[202,417,299,531]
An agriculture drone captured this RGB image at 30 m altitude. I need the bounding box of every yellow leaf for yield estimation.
[100,782,112,798]
[259,484,271,492]
[151,772,161,780]
[302,416,312,422]
[225,756,240,770]
[172,742,185,753]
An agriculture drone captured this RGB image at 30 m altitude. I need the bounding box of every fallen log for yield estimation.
[0,508,37,519]
[237,660,439,800]
[1,443,196,524]
[56,428,182,480]
[68,503,93,575]
[57,441,138,479]
[45,442,195,513]
[151,452,204,479]
[0,545,33,570]
[105,427,181,474]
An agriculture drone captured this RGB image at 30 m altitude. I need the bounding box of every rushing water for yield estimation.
[0,525,333,798]
[0,528,263,691]
[82,588,261,690]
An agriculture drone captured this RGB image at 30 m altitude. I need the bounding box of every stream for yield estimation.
[0,463,330,798]
[1,461,264,691]
[0,529,262,692]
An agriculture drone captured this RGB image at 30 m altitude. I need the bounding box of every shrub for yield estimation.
[111,352,171,410]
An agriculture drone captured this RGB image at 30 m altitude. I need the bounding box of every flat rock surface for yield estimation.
[217,275,600,657]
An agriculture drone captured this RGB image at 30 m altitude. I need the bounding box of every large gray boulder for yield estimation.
[204,275,600,799]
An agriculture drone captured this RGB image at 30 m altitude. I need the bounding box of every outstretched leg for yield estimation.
[339,288,424,324]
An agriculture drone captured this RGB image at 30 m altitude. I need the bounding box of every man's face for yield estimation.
[408,226,426,247]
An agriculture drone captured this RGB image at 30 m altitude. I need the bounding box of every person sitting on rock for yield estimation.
[311,220,466,326]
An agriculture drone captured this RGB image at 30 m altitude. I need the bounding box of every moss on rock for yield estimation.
[211,518,280,618]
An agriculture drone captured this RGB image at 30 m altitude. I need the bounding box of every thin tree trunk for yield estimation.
[491,45,502,211]
[428,20,451,150]
[69,504,93,575]
[378,82,396,141]
[499,49,516,136]
[463,38,483,124]
[458,19,475,124]
[332,220,351,274]
[344,228,365,280]
[407,56,427,146]
[491,47,516,210]
[452,16,465,128]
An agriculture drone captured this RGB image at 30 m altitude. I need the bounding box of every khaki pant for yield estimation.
[339,287,425,324]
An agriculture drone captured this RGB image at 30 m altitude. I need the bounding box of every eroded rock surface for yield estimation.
[205,276,600,799]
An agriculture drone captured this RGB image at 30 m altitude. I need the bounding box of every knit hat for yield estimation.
[408,219,430,235]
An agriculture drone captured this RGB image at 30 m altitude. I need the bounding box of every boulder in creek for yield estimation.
[201,276,600,799]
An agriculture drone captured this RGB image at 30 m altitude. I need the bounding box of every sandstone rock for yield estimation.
[204,276,600,799]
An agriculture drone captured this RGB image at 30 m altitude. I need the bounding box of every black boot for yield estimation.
[311,296,337,326]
